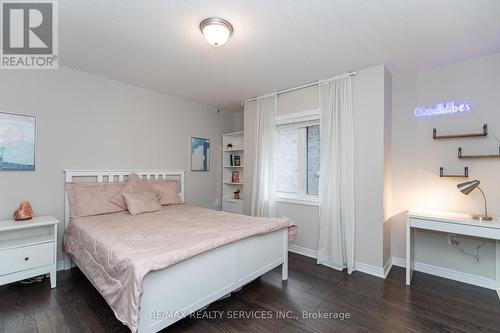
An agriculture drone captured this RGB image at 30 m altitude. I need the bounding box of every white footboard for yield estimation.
[138,228,288,333]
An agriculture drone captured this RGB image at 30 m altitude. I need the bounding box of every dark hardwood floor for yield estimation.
[1,253,500,333]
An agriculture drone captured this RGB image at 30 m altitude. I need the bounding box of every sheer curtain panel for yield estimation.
[317,77,356,273]
[251,94,278,217]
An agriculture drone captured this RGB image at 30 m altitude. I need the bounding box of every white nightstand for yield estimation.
[0,216,59,288]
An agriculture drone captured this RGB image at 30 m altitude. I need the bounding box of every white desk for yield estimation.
[406,209,500,299]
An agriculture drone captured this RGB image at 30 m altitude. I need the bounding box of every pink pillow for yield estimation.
[122,192,161,215]
[66,182,126,218]
[109,173,162,209]
[145,180,183,205]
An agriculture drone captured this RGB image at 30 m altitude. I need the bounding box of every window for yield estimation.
[276,129,298,193]
[276,118,320,203]
[307,125,320,195]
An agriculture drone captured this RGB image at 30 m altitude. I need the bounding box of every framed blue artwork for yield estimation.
[0,112,36,171]
[191,137,210,171]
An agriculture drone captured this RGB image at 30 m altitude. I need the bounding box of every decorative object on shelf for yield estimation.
[191,137,210,171]
[13,200,33,221]
[433,124,488,140]
[222,131,244,214]
[457,180,493,221]
[0,112,36,171]
[440,167,468,178]
[231,171,240,183]
[458,146,500,159]
[234,155,241,166]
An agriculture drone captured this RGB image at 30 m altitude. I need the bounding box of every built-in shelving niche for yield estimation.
[433,124,488,140]
[439,167,469,178]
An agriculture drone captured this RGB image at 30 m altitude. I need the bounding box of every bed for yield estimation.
[63,169,295,333]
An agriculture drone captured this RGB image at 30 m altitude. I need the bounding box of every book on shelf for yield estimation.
[231,171,240,183]
[234,155,241,166]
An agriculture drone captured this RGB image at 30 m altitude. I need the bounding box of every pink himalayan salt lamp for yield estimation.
[13,201,33,221]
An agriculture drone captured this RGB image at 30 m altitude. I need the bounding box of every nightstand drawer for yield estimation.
[0,242,54,276]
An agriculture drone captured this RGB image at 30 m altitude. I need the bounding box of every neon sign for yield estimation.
[414,102,471,117]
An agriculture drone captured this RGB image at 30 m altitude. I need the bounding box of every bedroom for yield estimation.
[1,1,500,332]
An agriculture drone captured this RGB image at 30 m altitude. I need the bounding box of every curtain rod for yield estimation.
[247,71,357,102]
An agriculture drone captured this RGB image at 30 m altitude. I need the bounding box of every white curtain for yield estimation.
[317,76,356,273]
[251,94,278,217]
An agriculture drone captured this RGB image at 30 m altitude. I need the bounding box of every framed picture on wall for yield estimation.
[0,112,36,171]
[191,137,210,171]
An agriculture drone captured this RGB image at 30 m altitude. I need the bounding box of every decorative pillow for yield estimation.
[66,182,126,218]
[109,173,162,209]
[122,192,161,215]
[145,180,183,205]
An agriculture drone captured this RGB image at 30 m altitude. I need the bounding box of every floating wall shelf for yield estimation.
[458,146,500,159]
[433,124,488,140]
[440,167,469,178]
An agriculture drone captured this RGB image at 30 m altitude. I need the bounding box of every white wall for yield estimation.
[391,53,500,280]
[231,109,244,132]
[383,67,393,265]
[277,85,319,115]
[243,100,257,215]
[0,67,240,261]
[277,202,319,252]
[244,64,391,269]
[352,65,390,268]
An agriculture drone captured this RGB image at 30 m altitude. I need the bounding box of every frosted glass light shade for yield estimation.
[200,18,233,46]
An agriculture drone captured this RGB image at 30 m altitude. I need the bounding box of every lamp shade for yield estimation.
[457,180,480,195]
[200,17,233,46]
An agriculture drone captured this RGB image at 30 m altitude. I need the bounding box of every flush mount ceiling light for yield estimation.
[200,17,233,46]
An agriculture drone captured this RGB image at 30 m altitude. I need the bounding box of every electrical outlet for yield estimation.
[447,234,483,261]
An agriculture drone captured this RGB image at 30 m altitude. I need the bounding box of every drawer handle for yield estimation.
[24,257,30,261]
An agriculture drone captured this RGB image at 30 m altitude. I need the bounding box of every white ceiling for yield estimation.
[59,0,500,111]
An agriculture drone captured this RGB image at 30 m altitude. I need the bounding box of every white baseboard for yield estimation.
[383,257,393,279]
[355,261,385,278]
[391,256,496,290]
[288,245,386,279]
[391,257,406,268]
[57,260,65,271]
[288,244,318,259]
[288,247,496,289]
[272,246,495,289]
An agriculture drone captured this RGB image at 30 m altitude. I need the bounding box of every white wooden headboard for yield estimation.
[63,169,185,269]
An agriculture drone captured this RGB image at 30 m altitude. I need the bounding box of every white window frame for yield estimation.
[276,109,320,206]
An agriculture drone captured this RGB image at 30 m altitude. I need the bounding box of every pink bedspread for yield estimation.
[64,204,296,332]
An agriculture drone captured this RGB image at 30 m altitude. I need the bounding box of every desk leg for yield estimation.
[406,217,414,286]
[496,241,500,299]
